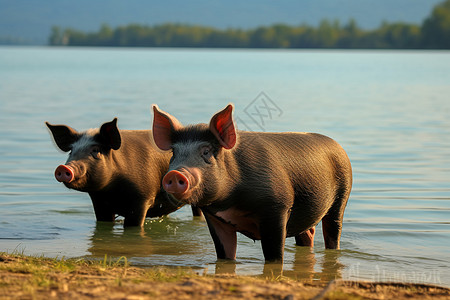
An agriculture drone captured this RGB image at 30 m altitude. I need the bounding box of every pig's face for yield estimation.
[165,131,221,205]
[46,119,121,192]
[152,105,236,206]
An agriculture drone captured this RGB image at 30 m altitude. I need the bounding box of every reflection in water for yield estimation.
[284,247,317,280]
[215,246,344,281]
[318,250,344,281]
[87,222,152,257]
[87,217,206,259]
[88,217,345,281]
[215,259,238,275]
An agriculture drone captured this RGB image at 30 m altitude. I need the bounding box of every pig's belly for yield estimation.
[286,207,327,237]
[215,208,261,240]
[214,206,326,240]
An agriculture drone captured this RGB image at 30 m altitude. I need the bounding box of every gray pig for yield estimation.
[46,118,201,227]
[151,104,352,262]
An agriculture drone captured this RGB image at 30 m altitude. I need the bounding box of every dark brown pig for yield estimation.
[151,104,352,262]
[46,118,201,227]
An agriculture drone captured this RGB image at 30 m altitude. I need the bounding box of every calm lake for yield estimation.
[0,46,449,286]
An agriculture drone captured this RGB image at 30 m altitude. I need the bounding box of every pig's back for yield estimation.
[233,131,351,203]
[120,130,152,147]
[236,131,350,174]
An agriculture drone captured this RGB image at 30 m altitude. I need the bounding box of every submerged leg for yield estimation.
[322,165,352,249]
[260,213,288,262]
[295,227,316,247]
[202,210,237,260]
[322,195,349,249]
[90,195,115,222]
[322,216,341,249]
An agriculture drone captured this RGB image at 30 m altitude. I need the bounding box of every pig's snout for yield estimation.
[162,170,189,198]
[55,165,74,183]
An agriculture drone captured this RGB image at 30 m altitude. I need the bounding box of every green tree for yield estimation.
[421,0,450,48]
[315,20,341,47]
[49,26,64,45]
[62,28,86,46]
[380,23,420,48]
[336,19,363,48]
[97,24,113,46]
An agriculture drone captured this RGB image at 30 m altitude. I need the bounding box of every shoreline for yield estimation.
[1,253,449,299]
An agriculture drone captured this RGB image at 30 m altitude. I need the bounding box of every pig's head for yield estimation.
[46,118,121,192]
[152,104,237,206]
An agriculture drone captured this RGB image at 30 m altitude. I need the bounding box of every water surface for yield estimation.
[0,47,449,286]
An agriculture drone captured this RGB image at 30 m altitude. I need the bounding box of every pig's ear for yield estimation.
[99,118,121,150]
[45,122,79,152]
[152,105,183,151]
[209,104,237,150]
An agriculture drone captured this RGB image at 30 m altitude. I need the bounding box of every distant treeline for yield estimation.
[0,36,34,45]
[49,0,450,49]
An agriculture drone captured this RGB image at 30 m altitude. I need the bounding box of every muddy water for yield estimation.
[0,47,449,286]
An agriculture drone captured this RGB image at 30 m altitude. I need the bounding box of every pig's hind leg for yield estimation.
[295,227,316,247]
[321,189,350,249]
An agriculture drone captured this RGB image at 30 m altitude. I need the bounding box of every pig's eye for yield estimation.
[91,147,101,159]
[201,147,212,162]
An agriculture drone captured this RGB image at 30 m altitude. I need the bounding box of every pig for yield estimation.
[46,118,201,227]
[151,104,352,262]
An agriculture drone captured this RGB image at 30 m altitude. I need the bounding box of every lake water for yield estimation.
[0,46,449,286]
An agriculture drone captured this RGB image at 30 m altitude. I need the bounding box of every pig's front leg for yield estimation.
[90,193,115,222]
[123,203,150,227]
[191,205,203,217]
[260,212,289,262]
[202,210,237,260]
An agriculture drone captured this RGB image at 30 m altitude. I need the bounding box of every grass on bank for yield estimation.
[0,252,200,298]
[0,251,194,284]
[1,252,449,300]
